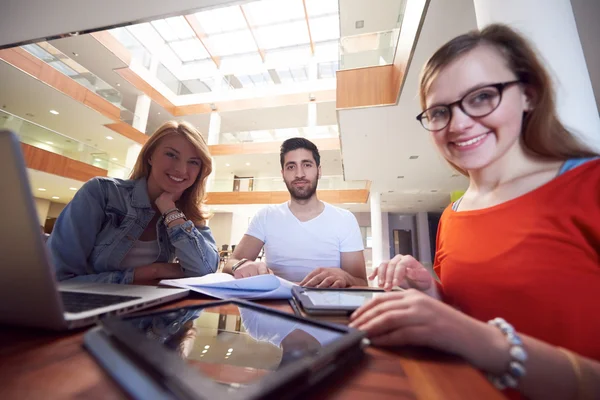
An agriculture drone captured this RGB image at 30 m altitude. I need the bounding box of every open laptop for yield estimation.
[0,130,189,330]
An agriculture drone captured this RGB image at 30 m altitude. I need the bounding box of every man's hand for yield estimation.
[300,267,353,288]
[233,261,273,279]
[155,192,178,214]
[133,263,184,285]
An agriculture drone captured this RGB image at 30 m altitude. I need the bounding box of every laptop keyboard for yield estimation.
[60,291,142,313]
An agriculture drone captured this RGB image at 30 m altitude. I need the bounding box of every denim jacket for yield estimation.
[48,177,219,284]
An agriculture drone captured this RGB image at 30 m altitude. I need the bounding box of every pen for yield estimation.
[288,297,302,316]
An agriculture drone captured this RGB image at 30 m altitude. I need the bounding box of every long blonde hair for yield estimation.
[130,121,212,225]
[419,24,598,175]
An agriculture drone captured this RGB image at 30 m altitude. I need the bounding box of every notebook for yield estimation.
[160,273,296,300]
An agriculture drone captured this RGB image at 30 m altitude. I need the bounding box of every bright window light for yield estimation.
[206,30,257,56]
[219,53,264,75]
[265,45,311,68]
[166,16,195,39]
[243,0,305,26]
[194,7,247,34]
[128,23,166,49]
[170,39,209,62]
[151,19,179,42]
[290,66,308,81]
[21,44,54,62]
[309,15,340,42]
[254,21,309,50]
[305,0,338,17]
[276,69,294,84]
[314,40,339,61]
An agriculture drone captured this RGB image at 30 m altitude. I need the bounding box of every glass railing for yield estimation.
[338,29,401,70]
[209,175,367,192]
[218,125,339,145]
[20,42,124,107]
[0,110,131,179]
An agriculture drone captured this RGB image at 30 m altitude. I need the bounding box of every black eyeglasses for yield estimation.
[416,80,521,131]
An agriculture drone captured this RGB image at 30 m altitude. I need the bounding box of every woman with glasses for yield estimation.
[350,24,600,399]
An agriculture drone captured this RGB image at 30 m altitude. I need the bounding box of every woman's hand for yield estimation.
[133,263,185,285]
[155,192,178,215]
[349,289,495,361]
[370,254,439,298]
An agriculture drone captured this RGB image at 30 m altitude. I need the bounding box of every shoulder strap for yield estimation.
[558,157,599,176]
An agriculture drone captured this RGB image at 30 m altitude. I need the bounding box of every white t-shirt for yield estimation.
[245,202,364,282]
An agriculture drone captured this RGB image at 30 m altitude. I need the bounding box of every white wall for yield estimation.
[33,197,50,224]
[415,212,431,264]
[47,202,67,218]
[0,0,242,48]
[571,0,600,112]
[209,212,233,249]
[229,212,251,247]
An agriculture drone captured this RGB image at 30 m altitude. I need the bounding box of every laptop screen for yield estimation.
[123,304,346,389]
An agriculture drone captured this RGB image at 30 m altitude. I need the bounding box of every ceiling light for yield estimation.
[225,356,229,359]
[451,174,460,177]
[431,189,438,192]
[94,158,102,162]
[355,20,364,29]
[397,176,404,179]
[245,162,250,166]
[116,83,121,87]
[51,196,60,200]
[72,52,79,57]
[204,345,210,349]
[111,157,118,161]
[49,110,59,115]
[46,141,54,145]
[409,155,419,160]
[157,112,161,115]
[200,354,204,357]
[225,163,230,167]
[69,187,77,191]
[106,136,113,140]
[228,348,233,352]
[202,350,208,354]
[38,188,46,191]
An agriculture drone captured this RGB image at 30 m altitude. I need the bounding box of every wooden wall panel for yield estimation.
[21,143,108,182]
[115,67,177,114]
[336,65,396,109]
[0,47,121,121]
[209,137,340,156]
[206,189,369,205]
[104,122,149,145]
[90,31,131,65]
[0,47,42,77]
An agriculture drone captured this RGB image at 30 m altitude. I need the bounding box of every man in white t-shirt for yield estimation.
[224,138,367,287]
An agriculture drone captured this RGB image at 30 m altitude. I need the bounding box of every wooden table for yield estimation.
[0,295,505,400]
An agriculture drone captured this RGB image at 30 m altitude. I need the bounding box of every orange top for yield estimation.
[434,159,600,361]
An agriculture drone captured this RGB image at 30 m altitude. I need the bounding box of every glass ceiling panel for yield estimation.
[22,44,54,62]
[194,6,247,34]
[304,0,338,17]
[309,15,340,42]
[206,30,257,56]
[254,21,309,50]
[265,45,311,68]
[169,38,209,62]
[128,23,165,49]
[314,40,339,61]
[219,53,264,74]
[243,0,305,26]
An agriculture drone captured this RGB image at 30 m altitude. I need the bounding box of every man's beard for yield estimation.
[285,177,318,200]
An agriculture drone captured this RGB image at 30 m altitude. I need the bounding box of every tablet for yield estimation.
[292,286,399,315]
[84,299,365,400]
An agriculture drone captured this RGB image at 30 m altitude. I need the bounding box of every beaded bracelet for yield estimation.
[487,317,528,390]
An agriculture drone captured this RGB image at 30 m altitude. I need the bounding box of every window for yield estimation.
[360,226,372,248]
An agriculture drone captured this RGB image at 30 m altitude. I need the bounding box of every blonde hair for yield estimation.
[130,121,212,225]
[418,24,598,175]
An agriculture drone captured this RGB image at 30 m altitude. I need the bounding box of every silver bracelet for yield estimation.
[164,211,187,227]
[487,317,528,390]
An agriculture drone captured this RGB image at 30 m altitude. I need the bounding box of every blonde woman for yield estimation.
[350,25,600,399]
[49,121,219,285]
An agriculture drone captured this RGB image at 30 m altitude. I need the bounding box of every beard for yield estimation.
[285,177,318,200]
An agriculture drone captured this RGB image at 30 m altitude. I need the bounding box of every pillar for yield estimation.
[369,191,384,270]
[473,0,600,152]
[132,94,151,134]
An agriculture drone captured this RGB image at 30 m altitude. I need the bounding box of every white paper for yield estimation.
[160,273,297,300]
